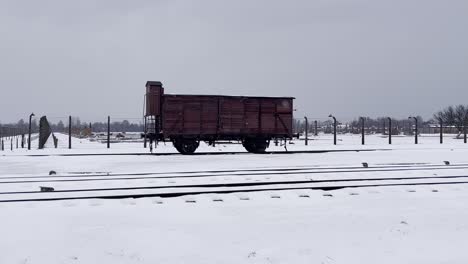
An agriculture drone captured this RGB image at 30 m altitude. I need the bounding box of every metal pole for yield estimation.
[409,117,418,144]
[415,118,418,144]
[361,117,365,145]
[304,117,309,146]
[21,134,24,148]
[28,113,34,150]
[144,117,147,148]
[11,138,13,151]
[314,120,318,136]
[388,117,392,145]
[440,119,443,144]
[329,115,337,145]
[107,116,110,149]
[334,118,337,145]
[69,116,72,149]
[464,125,467,144]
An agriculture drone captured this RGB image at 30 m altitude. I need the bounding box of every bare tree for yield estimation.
[434,105,468,138]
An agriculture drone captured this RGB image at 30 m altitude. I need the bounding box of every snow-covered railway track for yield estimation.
[2,173,468,195]
[2,162,466,181]
[1,176,468,203]
[2,164,468,185]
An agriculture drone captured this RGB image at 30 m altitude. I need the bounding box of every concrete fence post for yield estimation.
[329,115,337,145]
[69,116,72,149]
[360,117,365,145]
[388,117,392,145]
[107,116,111,149]
[304,117,309,146]
[439,119,443,144]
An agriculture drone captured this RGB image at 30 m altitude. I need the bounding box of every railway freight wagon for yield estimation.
[144,81,294,154]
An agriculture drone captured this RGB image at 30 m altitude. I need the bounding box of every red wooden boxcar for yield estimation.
[144,81,294,154]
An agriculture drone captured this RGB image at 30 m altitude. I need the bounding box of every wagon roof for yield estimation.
[164,93,295,100]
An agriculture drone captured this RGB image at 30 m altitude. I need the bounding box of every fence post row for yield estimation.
[6,114,468,151]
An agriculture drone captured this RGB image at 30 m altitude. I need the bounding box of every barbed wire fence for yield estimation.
[295,115,468,146]
[0,124,30,151]
[0,114,146,151]
[2,113,467,151]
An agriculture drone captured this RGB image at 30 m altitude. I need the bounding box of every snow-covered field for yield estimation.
[1,133,468,263]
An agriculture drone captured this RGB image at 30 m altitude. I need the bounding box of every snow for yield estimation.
[1,133,468,263]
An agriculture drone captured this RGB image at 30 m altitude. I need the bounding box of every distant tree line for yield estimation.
[433,105,468,137]
[0,117,144,135]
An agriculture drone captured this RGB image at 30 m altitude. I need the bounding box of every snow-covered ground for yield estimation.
[1,133,468,263]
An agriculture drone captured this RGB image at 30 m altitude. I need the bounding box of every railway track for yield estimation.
[1,179,467,203]
[2,162,465,180]
[2,162,468,203]
[2,173,468,195]
[1,163,468,185]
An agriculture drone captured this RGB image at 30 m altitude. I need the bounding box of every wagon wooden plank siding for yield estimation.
[144,81,294,154]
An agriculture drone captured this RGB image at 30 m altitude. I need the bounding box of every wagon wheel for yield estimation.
[173,139,199,155]
[242,141,255,153]
[243,138,268,153]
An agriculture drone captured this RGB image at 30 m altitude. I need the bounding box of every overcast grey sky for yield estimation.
[1,0,467,123]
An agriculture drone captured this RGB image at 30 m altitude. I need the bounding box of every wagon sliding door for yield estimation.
[275,99,293,136]
[200,98,218,135]
[183,100,202,135]
[259,99,276,135]
[259,98,293,136]
[243,99,260,134]
[164,96,224,137]
[163,97,184,135]
[219,98,244,135]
